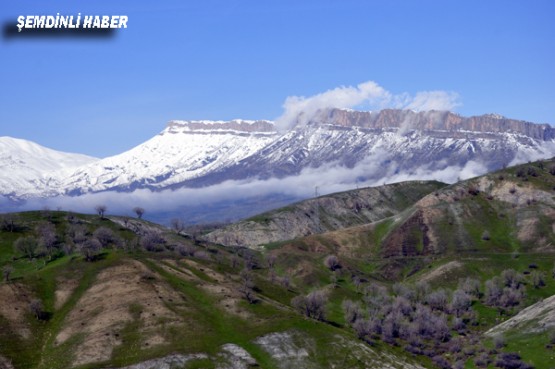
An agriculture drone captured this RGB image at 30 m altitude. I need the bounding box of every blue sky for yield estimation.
[1,0,554,158]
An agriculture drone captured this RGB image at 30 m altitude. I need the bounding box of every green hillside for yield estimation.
[1,159,555,368]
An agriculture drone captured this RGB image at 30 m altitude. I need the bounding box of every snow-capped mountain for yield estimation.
[183,109,555,187]
[0,137,98,198]
[59,119,277,195]
[1,109,555,206]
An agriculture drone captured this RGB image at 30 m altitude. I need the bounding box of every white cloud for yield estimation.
[275,80,462,132]
[11,153,491,223]
[275,81,392,131]
[404,91,461,112]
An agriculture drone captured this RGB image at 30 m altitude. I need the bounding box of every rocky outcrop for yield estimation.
[486,294,555,336]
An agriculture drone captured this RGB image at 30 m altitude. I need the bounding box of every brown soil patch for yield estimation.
[180,259,226,283]
[161,259,251,318]
[54,278,79,310]
[157,259,196,282]
[0,283,32,339]
[0,355,15,369]
[55,259,186,367]
[517,218,538,242]
[201,283,251,319]
[419,261,463,283]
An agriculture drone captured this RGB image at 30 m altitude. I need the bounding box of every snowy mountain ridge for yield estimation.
[1,109,554,203]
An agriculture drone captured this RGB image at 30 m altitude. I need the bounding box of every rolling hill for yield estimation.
[1,159,555,368]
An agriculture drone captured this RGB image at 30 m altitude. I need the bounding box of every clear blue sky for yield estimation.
[1,0,554,158]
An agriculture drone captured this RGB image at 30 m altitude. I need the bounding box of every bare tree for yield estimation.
[93,227,116,247]
[530,270,545,288]
[2,265,13,282]
[140,230,166,252]
[279,275,291,289]
[94,205,107,219]
[0,214,19,232]
[29,299,44,320]
[499,286,525,309]
[78,238,102,261]
[342,299,364,325]
[451,289,472,317]
[426,289,449,311]
[67,224,87,244]
[501,269,523,288]
[291,290,328,321]
[484,277,503,306]
[239,268,256,304]
[230,255,240,269]
[458,277,481,297]
[352,319,373,342]
[170,218,185,234]
[265,253,277,270]
[324,255,341,271]
[14,236,38,260]
[36,222,57,259]
[133,207,145,219]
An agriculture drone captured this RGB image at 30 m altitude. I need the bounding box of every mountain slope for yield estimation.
[0,137,98,198]
[0,211,425,369]
[275,158,555,281]
[2,109,555,205]
[204,180,446,247]
[184,109,555,188]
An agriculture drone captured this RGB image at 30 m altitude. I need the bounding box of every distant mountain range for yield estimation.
[1,109,554,221]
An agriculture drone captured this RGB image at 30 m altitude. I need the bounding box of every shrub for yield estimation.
[14,236,38,260]
[342,300,364,325]
[451,289,472,316]
[458,277,481,297]
[530,271,545,288]
[93,227,117,247]
[324,255,341,271]
[78,238,102,261]
[494,352,533,369]
[292,290,328,321]
[29,299,45,320]
[493,334,505,349]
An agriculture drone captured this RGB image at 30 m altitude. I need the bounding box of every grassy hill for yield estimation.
[1,159,555,368]
[0,211,425,369]
[203,180,446,247]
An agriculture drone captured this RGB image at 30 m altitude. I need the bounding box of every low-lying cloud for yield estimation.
[275,80,461,131]
[7,153,490,224]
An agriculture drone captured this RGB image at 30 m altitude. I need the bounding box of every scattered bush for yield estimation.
[530,271,545,288]
[494,352,533,369]
[292,290,328,321]
[324,255,341,271]
[14,236,38,260]
[468,186,480,196]
[2,265,13,282]
[29,299,45,320]
[493,334,505,349]
[78,238,102,261]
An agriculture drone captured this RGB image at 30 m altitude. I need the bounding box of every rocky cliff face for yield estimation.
[317,109,555,140]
